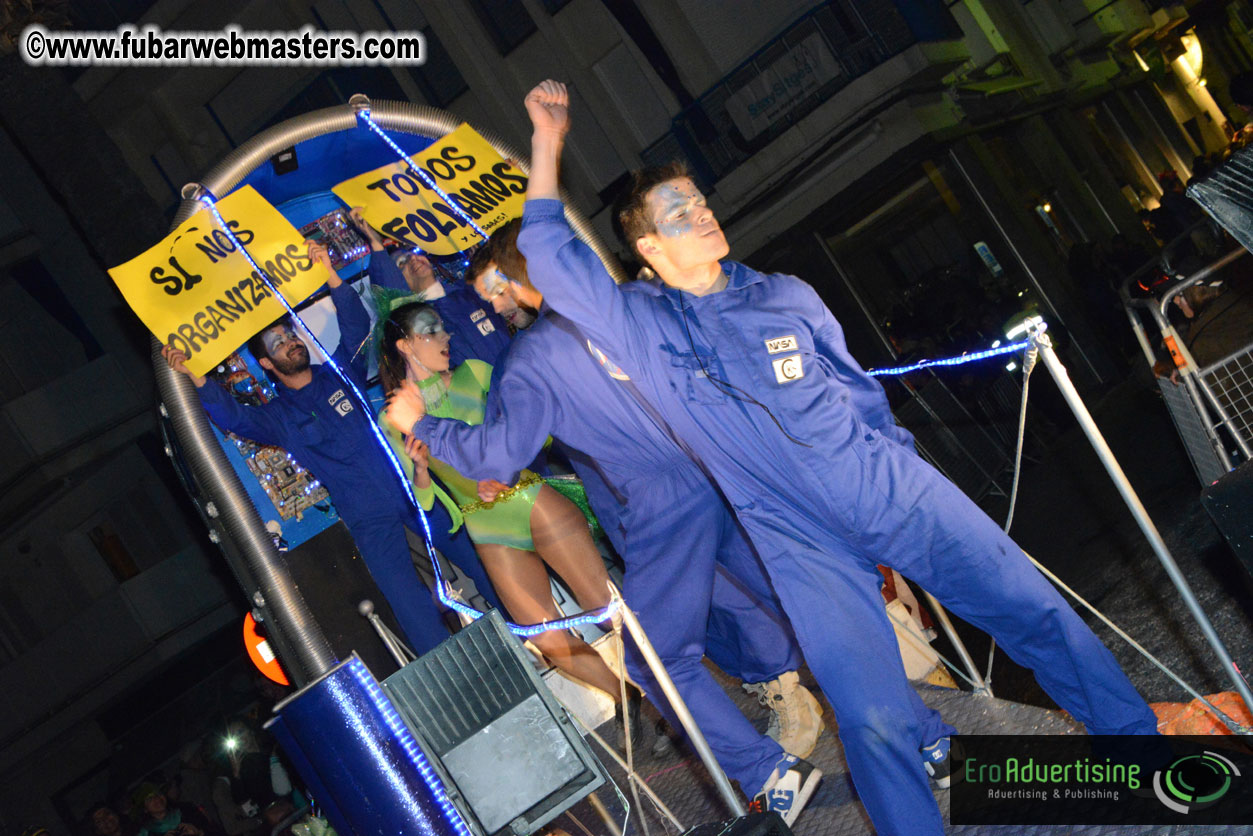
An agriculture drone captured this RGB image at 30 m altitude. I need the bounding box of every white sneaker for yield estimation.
[744,672,825,758]
[748,754,821,827]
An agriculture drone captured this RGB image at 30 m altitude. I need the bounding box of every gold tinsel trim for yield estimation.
[458,472,544,516]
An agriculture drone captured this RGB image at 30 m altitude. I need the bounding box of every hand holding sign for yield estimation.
[108,186,324,377]
[161,343,206,388]
[348,206,385,251]
[333,124,527,256]
[306,239,339,288]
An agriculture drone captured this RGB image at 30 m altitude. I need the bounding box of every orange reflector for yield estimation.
[1164,335,1188,368]
[243,612,289,685]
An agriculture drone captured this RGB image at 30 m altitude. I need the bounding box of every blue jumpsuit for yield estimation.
[411,306,949,792]
[517,199,1159,835]
[197,281,502,655]
[368,255,512,367]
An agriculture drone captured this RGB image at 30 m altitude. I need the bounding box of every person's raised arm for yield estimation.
[524,79,568,202]
[349,207,386,252]
[308,240,371,380]
[163,343,286,447]
[518,81,632,359]
[389,356,556,483]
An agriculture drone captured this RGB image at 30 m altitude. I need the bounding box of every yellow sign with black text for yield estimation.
[107,186,330,376]
[332,123,527,255]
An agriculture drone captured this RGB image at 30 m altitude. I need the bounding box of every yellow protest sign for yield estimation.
[333,123,527,255]
[108,185,330,376]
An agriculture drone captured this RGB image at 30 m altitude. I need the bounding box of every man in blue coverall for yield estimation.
[348,207,513,366]
[162,241,503,657]
[387,227,958,824]
[516,80,1160,836]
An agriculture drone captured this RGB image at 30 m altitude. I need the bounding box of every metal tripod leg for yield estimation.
[609,582,747,817]
[1022,318,1253,720]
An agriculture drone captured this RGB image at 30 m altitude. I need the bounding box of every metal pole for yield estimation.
[921,591,992,696]
[565,711,684,830]
[611,584,746,817]
[1026,320,1253,717]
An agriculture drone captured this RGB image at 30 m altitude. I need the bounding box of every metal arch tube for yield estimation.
[157,98,627,683]
[171,100,627,283]
[153,335,336,683]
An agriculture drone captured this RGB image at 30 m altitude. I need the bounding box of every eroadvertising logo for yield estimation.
[951,735,1252,826]
[1152,750,1241,814]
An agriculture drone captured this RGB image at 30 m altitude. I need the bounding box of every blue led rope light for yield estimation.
[866,339,1030,377]
[342,655,476,836]
[356,109,491,242]
[196,193,618,635]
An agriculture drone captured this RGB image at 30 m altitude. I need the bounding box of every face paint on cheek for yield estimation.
[483,269,509,296]
[262,329,297,356]
[657,217,696,238]
[651,183,706,239]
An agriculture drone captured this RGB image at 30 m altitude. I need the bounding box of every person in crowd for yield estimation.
[348,207,513,363]
[133,784,220,836]
[210,718,300,836]
[162,241,504,656]
[86,801,135,836]
[386,225,964,821]
[514,79,1159,836]
[1175,277,1253,367]
[164,740,220,831]
[376,300,649,737]
[1227,71,1253,118]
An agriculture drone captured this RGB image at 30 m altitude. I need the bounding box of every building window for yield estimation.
[69,0,158,29]
[406,28,469,107]
[258,67,409,133]
[468,0,537,55]
[89,521,140,583]
[538,0,572,12]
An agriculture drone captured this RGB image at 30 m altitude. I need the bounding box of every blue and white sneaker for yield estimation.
[748,754,822,827]
[923,736,952,788]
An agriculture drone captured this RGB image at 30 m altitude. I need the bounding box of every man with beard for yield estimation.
[162,241,503,656]
[348,208,513,365]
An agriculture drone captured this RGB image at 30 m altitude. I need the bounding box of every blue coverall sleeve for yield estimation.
[367,252,409,291]
[799,279,916,449]
[329,282,372,381]
[196,381,287,448]
[410,357,557,484]
[517,199,632,358]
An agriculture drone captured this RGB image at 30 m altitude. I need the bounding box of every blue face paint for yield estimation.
[651,182,708,239]
[407,307,446,336]
[262,327,300,356]
[477,267,511,300]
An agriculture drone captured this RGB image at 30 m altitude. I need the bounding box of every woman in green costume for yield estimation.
[378,301,624,701]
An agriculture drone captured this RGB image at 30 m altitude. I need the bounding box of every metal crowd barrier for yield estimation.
[1120,246,1252,486]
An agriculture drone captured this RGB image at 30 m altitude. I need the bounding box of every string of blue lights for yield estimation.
[866,339,1030,377]
[357,109,482,274]
[195,191,618,638]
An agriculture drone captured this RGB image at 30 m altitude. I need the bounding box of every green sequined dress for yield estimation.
[383,360,544,551]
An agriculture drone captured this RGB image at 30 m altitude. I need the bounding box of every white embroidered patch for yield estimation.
[765,334,798,354]
[772,354,804,384]
[329,389,354,415]
[477,319,495,335]
[470,309,486,322]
